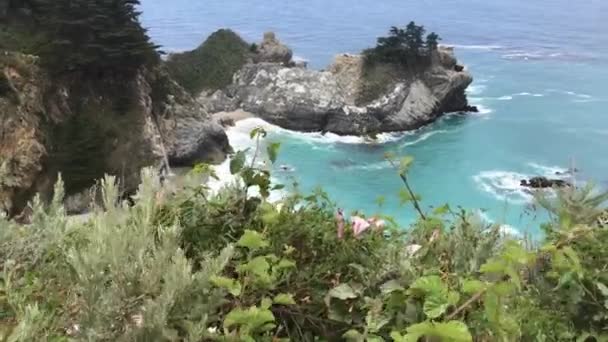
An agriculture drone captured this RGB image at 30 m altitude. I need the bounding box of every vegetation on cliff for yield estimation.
[1,0,158,77]
[0,130,606,341]
[165,29,253,95]
[357,22,442,105]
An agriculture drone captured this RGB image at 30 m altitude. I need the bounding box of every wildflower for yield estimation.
[352,216,371,237]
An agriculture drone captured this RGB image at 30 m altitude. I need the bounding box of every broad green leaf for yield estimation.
[403,321,473,342]
[380,280,404,295]
[260,297,272,310]
[342,329,364,341]
[480,259,506,274]
[275,259,296,270]
[410,275,447,297]
[462,279,486,295]
[266,142,281,164]
[210,275,241,296]
[237,230,269,251]
[224,306,275,332]
[423,294,450,319]
[273,293,296,305]
[260,203,279,225]
[237,256,272,286]
[447,291,461,306]
[230,151,247,175]
[328,283,359,301]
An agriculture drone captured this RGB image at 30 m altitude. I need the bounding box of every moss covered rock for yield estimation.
[165,29,252,95]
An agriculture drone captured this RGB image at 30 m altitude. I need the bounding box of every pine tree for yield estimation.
[426,32,441,52]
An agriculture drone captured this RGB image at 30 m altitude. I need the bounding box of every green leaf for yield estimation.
[399,189,416,205]
[273,293,296,305]
[410,276,452,319]
[328,283,359,301]
[433,203,451,215]
[230,151,247,175]
[266,142,281,164]
[250,127,268,139]
[380,280,404,295]
[402,321,473,342]
[260,203,279,225]
[399,156,414,174]
[224,306,275,332]
[260,297,272,310]
[423,294,450,319]
[596,282,608,297]
[342,329,364,341]
[462,279,486,295]
[210,275,242,296]
[275,259,296,270]
[480,259,506,274]
[237,230,269,251]
[237,256,273,286]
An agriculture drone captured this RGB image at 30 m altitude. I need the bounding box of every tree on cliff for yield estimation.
[31,0,159,77]
[364,21,440,68]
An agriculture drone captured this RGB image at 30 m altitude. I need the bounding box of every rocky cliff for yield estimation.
[201,34,474,135]
[0,52,229,216]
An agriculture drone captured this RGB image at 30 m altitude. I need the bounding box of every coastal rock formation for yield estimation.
[0,53,229,216]
[202,33,474,135]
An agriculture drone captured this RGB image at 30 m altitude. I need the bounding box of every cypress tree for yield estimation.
[32,0,159,77]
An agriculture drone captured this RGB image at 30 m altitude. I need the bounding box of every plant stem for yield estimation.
[446,289,486,320]
[387,158,427,220]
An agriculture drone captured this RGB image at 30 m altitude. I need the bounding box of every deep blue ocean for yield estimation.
[141,0,608,236]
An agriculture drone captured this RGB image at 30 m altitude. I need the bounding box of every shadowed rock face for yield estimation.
[0,53,229,216]
[202,34,474,135]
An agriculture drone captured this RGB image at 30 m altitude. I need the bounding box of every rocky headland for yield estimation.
[194,31,475,136]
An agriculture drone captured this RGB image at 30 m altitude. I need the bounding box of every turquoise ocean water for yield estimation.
[141,0,608,235]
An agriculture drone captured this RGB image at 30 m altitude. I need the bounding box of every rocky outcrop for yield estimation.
[0,53,229,216]
[254,32,293,65]
[520,177,571,189]
[203,38,473,135]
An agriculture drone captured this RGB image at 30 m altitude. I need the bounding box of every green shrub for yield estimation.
[0,128,607,341]
[165,29,252,94]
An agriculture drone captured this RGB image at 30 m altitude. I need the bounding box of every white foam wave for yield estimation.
[476,210,522,237]
[473,170,534,205]
[497,95,513,101]
[527,162,568,177]
[449,44,504,51]
[474,104,493,115]
[513,92,544,97]
[401,130,447,147]
[466,84,486,96]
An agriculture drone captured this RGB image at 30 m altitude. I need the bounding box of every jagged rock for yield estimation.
[520,177,571,189]
[254,32,293,65]
[204,47,473,135]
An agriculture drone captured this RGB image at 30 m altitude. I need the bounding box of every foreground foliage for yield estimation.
[0,131,607,341]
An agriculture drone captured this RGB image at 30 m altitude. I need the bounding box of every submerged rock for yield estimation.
[520,177,571,189]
